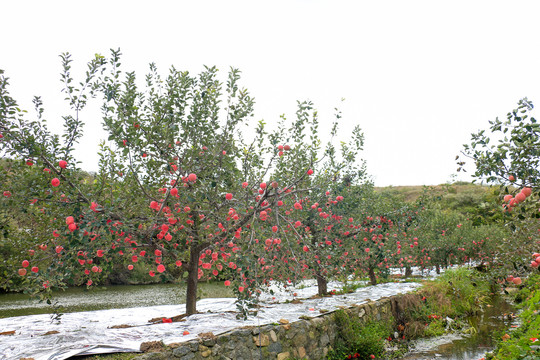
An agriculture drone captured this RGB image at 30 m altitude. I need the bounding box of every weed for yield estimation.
[395,267,492,340]
[327,310,391,359]
[74,352,138,360]
[423,318,445,337]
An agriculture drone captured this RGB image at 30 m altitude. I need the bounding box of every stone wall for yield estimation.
[136,295,404,360]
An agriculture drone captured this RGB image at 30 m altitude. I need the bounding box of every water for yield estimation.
[0,282,233,318]
[400,297,516,360]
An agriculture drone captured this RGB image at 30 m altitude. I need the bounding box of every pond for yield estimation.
[400,296,516,360]
[0,282,233,318]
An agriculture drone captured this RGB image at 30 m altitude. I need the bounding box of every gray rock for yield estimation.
[180,353,195,360]
[203,338,216,347]
[136,353,168,360]
[172,346,191,357]
[320,333,330,347]
[268,341,283,353]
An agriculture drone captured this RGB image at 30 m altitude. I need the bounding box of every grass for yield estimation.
[396,267,492,339]
[374,183,488,202]
[328,313,391,360]
[74,353,138,360]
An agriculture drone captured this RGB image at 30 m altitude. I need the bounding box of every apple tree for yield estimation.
[0,50,367,316]
[460,97,540,276]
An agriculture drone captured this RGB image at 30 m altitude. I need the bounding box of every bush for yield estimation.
[328,310,391,360]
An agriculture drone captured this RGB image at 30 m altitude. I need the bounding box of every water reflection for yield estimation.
[0,282,233,318]
[400,297,516,360]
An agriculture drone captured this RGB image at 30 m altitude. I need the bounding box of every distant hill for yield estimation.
[374,182,505,225]
[374,182,495,203]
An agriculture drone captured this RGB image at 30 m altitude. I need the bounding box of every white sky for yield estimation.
[2,0,540,186]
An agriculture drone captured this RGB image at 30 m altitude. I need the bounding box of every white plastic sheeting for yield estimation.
[0,281,421,360]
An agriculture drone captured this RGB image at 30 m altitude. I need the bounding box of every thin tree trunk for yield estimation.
[368,267,377,285]
[436,264,440,274]
[316,271,328,296]
[185,246,200,316]
[404,266,412,278]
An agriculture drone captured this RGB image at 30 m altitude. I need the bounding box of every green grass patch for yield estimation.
[328,310,391,359]
[74,352,138,360]
[398,267,492,339]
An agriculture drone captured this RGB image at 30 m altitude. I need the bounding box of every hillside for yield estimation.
[374,182,493,203]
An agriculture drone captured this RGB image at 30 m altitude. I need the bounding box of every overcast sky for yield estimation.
[2,0,540,186]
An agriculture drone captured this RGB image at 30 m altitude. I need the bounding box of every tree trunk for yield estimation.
[185,246,200,316]
[368,267,377,285]
[436,264,440,274]
[316,271,328,296]
[404,266,412,278]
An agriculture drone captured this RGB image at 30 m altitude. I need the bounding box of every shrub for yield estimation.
[328,310,391,360]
